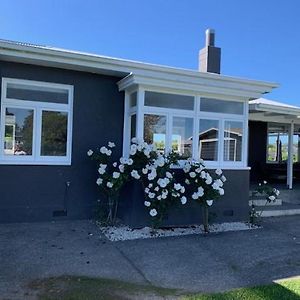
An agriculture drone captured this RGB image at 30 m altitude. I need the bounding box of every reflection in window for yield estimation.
[201,98,244,115]
[144,114,166,153]
[130,114,136,140]
[4,107,34,155]
[145,91,194,110]
[41,111,68,156]
[172,117,193,159]
[224,121,243,161]
[199,119,219,161]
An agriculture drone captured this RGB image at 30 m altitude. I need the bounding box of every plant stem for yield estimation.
[203,205,209,233]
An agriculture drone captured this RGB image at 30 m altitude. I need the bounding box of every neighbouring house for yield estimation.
[3,29,297,225]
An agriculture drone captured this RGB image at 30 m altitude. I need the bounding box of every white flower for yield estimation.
[113,162,117,167]
[205,176,212,185]
[192,193,199,200]
[183,163,191,173]
[189,172,196,178]
[185,179,190,184]
[131,137,138,144]
[127,158,133,165]
[99,164,107,170]
[215,168,222,176]
[180,186,185,193]
[87,149,93,156]
[108,142,115,148]
[212,182,219,190]
[263,180,267,184]
[113,172,120,179]
[174,183,182,191]
[143,149,150,157]
[119,164,125,173]
[149,208,157,217]
[197,186,204,197]
[219,188,224,196]
[206,200,214,206]
[120,157,126,164]
[221,175,227,182]
[166,172,173,179]
[106,149,112,156]
[200,171,206,179]
[148,192,155,199]
[157,195,162,200]
[98,167,106,175]
[107,182,113,188]
[131,170,140,180]
[154,186,159,192]
[268,195,276,201]
[276,190,280,196]
[195,167,202,173]
[144,201,151,207]
[142,168,148,175]
[157,178,168,188]
[181,196,187,205]
[130,148,137,155]
[100,146,107,154]
[161,193,167,199]
[148,183,153,188]
[145,188,149,193]
[96,178,103,185]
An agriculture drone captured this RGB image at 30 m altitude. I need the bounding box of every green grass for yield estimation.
[28,276,300,300]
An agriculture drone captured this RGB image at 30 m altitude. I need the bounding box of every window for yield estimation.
[1,78,73,165]
[144,114,166,153]
[224,121,243,162]
[145,91,194,110]
[199,119,219,161]
[124,89,247,168]
[172,117,193,158]
[200,98,244,115]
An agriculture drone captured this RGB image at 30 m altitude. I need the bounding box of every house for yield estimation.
[0,29,288,224]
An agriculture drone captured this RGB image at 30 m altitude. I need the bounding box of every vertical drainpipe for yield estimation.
[287,121,294,189]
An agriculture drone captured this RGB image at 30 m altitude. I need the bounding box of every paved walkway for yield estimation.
[1,216,300,299]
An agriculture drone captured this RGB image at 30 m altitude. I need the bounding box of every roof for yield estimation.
[249,98,300,116]
[0,38,278,100]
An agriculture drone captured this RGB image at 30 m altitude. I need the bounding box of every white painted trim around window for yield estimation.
[123,86,248,169]
[0,77,73,165]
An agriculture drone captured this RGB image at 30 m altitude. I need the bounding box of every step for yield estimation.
[249,199,282,206]
[256,203,300,217]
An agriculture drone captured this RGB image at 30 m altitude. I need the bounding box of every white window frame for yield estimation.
[123,86,248,169]
[0,78,73,165]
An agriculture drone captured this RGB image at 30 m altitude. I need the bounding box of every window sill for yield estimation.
[0,159,71,166]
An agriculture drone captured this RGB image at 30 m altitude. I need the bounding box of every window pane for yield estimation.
[41,111,68,156]
[129,92,137,107]
[145,91,194,110]
[199,119,219,161]
[201,98,244,115]
[4,107,33,155]
[144,114,166,153]
[172,117,193,159]
[224,121,243,161]
[130,114,136,140]
[7,82,69,104]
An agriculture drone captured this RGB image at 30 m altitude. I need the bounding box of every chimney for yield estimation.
[199,29,221,74]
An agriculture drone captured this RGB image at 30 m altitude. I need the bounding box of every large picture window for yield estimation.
[0,78,73,165]
[125,89,246,168]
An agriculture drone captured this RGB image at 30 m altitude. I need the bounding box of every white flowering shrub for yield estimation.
[88,138,226,229]
[87,142,128,224]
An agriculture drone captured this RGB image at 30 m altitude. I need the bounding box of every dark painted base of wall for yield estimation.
[118,170,250,228]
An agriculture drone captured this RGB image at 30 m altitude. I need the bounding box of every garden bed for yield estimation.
[99,222,258,241]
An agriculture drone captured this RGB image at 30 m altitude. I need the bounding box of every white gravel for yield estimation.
[99,222,258,241]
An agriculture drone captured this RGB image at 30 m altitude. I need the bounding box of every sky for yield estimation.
[0,0,300,105]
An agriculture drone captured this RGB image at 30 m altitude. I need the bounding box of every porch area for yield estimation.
[248,98,300,216]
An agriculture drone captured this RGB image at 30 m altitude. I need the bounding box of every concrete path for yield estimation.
[1,216,300,299]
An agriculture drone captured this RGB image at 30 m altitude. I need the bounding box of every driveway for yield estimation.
[1,216,300,299]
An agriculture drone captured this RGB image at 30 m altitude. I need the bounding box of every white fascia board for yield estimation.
[249,103,300,116]
[0,40,278,95]
[118,74,277,100]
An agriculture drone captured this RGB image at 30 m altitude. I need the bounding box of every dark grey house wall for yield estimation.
[248,121,267,182]
[0,61,124,223]
[119,169,250,228]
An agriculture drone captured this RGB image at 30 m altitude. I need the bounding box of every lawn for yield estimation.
[29,276,300,300]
